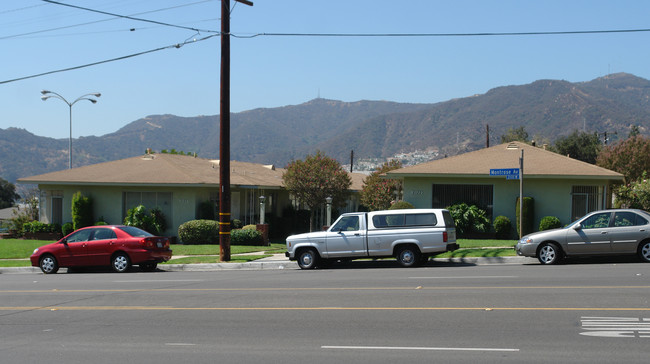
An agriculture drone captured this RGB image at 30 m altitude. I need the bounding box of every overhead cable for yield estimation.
[41,0,216,34]
[0,33,218,85]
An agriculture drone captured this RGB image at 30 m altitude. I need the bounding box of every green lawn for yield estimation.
[0,239,515,267]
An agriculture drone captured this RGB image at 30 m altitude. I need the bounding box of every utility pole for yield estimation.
[219,0,253,262]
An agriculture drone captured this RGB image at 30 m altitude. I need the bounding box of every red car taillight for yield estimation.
[140,238,155,248]
[443,231,448,243]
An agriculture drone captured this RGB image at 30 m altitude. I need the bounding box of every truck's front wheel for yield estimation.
[396,246,421,267]
[297,248,319,269]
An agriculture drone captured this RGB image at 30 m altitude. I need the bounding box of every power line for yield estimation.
[2,1,216,40]
[232,28,650,38]
[41,0,215,33]
[0,33,219,85]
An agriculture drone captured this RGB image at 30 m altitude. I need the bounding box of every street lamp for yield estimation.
[41,90,101,169]
[325,196,333,227]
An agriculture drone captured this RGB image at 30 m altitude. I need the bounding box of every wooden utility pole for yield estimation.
[219,0,253,262]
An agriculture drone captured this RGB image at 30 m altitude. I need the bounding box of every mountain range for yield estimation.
[2,72,650,184]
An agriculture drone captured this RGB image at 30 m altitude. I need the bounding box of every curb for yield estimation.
[0,256,536,274]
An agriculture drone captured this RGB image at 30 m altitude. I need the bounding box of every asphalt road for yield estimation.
[1,260,649,364]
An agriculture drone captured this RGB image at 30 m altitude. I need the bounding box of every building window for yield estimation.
[432,184,494,218]
[122,192,172,221]
[571,186,603,221]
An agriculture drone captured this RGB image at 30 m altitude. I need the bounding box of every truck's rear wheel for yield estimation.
[396,246,421,267]
[297,248,319,269]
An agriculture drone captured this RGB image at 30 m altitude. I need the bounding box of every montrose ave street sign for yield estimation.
[489,168,520,180]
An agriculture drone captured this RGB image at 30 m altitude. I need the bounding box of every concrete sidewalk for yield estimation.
[0,255,537,274]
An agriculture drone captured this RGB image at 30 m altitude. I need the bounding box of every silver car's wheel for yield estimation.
[638,241,650,262]
[537,243,560,265]
[396,246,421,267]
[39,255,59,274]
[111,253,131,273]
[297,248,319,270]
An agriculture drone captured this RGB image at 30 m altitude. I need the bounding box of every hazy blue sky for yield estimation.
[2,0,650,139]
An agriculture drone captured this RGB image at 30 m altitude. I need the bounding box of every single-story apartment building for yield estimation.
[385,141,625,232]
[18,152,365,237]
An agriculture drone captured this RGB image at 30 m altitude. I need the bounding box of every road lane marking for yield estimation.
[113,279,205,283]
[165,343,197,346]
[322,345,519,352]
[3,306,650,311]
[409,276,518,279]
[580,316,650,338]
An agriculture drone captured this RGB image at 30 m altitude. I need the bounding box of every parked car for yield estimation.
[515,209,650,265]
[30,225,172,274]
[286,209,458,269]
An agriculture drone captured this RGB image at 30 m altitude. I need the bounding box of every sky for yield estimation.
[2,0,650,139]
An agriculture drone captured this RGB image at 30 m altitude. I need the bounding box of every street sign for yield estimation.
[490,168,520,179]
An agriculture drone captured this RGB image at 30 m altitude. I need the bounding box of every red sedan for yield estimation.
[30,225,172,274]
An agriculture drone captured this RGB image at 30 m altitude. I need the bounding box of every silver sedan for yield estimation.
[515,209,650,265]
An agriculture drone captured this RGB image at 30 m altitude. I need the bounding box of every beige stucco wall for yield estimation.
[37,184,297,238]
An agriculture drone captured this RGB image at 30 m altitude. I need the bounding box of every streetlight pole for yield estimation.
[41,90,101,169]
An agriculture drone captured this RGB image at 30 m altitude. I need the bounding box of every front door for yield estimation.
[565,212,613,254]
[58,229,93,266]
[325,216,366,258]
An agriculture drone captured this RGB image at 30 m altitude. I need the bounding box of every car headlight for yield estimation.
[32,248,39,254]
[519,237,534,244]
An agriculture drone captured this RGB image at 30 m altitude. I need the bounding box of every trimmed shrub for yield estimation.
[389,201,414,210]
[62,222,74,236]
[493,215,512,239]
[242,224,257,230]
[231,219,243,229]
[539,216,562,231]
[71,191,93,231]
[515,197,535,237]
[178,219,219,244]
[231,228,264,245]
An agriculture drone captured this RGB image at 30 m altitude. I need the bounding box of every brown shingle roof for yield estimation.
[386,141,624,180]
[18,153,285,188]
[18,153,367,190]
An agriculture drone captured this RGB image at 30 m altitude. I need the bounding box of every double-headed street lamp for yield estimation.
[41,90,101,169]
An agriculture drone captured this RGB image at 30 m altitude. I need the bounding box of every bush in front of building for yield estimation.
[516,197,535,237]
[231,227,264,246]
[178,219,219,244]
[62,222,74,236]
[71,191,94,231]
[493,215,512,239]
[447,203,490,237]
[539,216,562,231]
[389,201,414,210]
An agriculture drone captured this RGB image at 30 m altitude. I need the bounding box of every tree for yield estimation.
[552,130,601,164]
[282,151,351,231]
[360,160,403,211]
[500,126,529,144]
[0,178,20,209]
[597,135,650,181]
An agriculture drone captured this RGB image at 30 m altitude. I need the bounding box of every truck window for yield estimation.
[405,213,437,226]
[332,216,360,231]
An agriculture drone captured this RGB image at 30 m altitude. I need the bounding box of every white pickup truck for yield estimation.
[285,208,458,269]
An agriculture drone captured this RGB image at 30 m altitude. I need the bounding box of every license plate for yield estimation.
[157,242,162,248]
